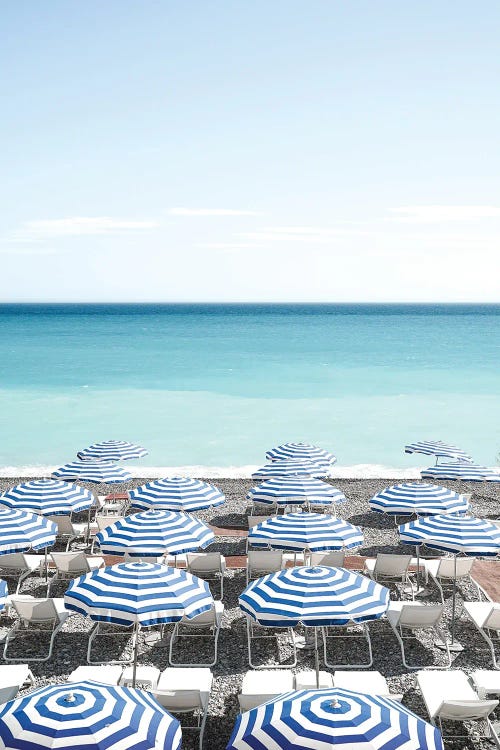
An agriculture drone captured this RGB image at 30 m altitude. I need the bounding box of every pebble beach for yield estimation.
[1,476,500,749]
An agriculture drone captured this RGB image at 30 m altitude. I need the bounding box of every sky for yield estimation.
[1,1,500,303]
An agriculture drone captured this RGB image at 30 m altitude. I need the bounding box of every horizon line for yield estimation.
[1,300,500,306]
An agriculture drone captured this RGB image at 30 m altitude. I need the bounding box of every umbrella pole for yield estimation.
[438,553,463,653]
[314,628,320,689]
[132,622,139,688]
[44,547,48,585]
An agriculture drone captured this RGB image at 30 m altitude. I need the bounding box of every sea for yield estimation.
[0,303,499,477]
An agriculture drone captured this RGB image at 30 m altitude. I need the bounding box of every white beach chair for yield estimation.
[424,556,481,603]
[48,552,105,594]
[152,667,213,750]
[246,550,284,584]
[186,553,226,600]
[294,670,334,689]
[97,495,126,515]
[333,670,403,701]
[245,613,298,671]
[247,516,274,551]
[3,596,70,662]
[249,500,278,516]
[309,550,346,567]
[0,664,34,704]
[169,602,224,667]
[120,665,161,688]
[0,553,44,594]
[363,554,413,598]
[48,515,88,551]
[386,601,450,669]
[322,620,374,670]
[90,515,125,552]
[463,602,500,668]
[417,669,500,744]
[67,665,123,684]
[86,621,136,665]
[238,669,295,711]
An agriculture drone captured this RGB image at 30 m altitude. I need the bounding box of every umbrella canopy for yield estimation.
[421,462,500,482]
[129,477,224,512]
[95,509,214,557]
[1,479,95,516]
[248,513,363,552]
[77,440,148,462]
[0,680,181,750]
[266,442,336,465]
[240,566,389,627]
[399,514,500,556]
[227,688,443,750]
[52,461,132,484]
[404,440,472,463]
[252,460,330,481]
[369,482,468,516]
[247,476,345,507]
[0,508,57,554]
[65,561,213,626]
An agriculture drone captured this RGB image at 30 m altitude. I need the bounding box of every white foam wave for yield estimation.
[0,463,425,479]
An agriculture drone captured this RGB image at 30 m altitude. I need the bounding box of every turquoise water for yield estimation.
[0,304,499,471]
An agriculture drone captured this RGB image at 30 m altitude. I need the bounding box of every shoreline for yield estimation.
[0,464,429,479]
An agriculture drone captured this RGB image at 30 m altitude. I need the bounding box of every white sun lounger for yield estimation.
[386,601,450,669]
[3,596,70,662]
[0,664,34,704]
[152,667,213,750]
[463,601,500,668]
[0,553,44,594]
[334,670,403,701]
[67,665,123,684]
[294,670,334,689]
[169,602,224,667]
[238,669,294,711]
[417,669,500,744]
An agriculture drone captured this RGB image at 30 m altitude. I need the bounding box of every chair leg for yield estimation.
[246,620,297,669]
[323,624,373,669]
[430,575,445,604]
[4,620,64,662]
[15,569,32,595]
[478,627,500,669]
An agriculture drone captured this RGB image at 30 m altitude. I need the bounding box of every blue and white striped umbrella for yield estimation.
[95,510,214,557]
[248,513,363,552]
[77,440,148,462]
[252,460,330,480]
[52,461,132,484]
[240,566,389,627]
[0,508,57,554]
[65,561,213,626]
[1,479,95,516]
[405,440,472,462]
[421,462,500,483]
[399,514,500,556]
[266,442,337,465]
[129,477,224,512]
[227,688,443,750]
[247,476,345,507]
[0,680,181,750]
[369,482,469,516]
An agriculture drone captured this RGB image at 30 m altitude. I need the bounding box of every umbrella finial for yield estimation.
[330,697,340,708]
[64,691,77,703]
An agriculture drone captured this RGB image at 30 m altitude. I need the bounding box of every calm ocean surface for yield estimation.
[0,304,499,474]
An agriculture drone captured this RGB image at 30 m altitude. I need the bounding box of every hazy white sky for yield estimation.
[1,1,499,302]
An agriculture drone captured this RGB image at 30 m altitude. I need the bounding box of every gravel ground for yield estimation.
[1,477,500,749]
